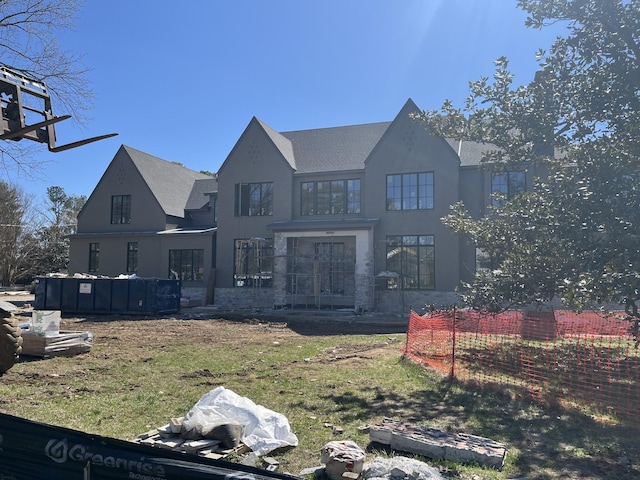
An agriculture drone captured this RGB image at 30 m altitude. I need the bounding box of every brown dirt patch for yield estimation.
[1,294,639,479]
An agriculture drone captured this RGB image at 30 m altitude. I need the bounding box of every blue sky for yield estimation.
[10,0,564,201]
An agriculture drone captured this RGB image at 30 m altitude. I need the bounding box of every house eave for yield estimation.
[69,226,217,238]
[266,218,379,232]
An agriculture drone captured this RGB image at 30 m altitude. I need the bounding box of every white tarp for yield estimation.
[182,386,299,456]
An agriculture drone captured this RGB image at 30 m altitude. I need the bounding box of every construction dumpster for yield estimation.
[33,277,181,315]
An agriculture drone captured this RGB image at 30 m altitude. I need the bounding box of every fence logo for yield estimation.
[45,438,68,464]
[225,472,257,480]
[44,437,166,478]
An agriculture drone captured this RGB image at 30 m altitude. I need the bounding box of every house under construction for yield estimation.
[70,99,541,314]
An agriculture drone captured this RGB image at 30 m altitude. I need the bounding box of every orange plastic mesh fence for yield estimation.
[403,309,640,422]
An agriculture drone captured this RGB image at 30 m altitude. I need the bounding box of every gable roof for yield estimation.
[122,145,212,218]
[226,99,490,176]
[256,118,296,170]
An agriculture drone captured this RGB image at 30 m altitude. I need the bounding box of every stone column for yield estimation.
[354,229,374,312]
[273,232,288,307]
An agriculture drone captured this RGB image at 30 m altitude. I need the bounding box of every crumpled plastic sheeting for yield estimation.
[363,456,446,480]
[182,386,299,456]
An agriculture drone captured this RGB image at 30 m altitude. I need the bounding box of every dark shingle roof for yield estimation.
[280,122,391,173]
[123,145,212,218]
[445,138,497,167]
[186,177,218,210]
[256,118,296,170]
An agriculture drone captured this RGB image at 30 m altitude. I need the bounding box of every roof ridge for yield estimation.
[281,120,391,136]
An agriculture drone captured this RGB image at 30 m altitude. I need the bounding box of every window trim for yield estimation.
[314,241,346,294]
[386,172,434,211]
[168,249,204,282]
[490,171,526,206]
[233,238,274,288]
[384,234,435,290]
[88,242,100,272]
[111,195,131,224]
[126,242,138,274]
[300,178,361,216]
[234,182,273,216]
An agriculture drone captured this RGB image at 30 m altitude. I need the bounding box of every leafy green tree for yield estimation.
[416,0,640,312]
[33,186,85,275]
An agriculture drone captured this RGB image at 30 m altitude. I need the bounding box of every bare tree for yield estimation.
[0,180,40,286]
[0,0,92,174]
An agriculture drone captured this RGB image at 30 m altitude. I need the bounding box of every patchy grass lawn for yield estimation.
[0,311,638,479]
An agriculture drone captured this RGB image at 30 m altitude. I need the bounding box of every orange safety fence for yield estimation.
[403,308,640,423]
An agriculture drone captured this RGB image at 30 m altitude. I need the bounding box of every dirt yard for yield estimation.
[1,292,639,480]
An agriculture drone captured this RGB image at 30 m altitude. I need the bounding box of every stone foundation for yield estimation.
[213,287,273,309]
[181,287,206,307]
[374,290,460,315]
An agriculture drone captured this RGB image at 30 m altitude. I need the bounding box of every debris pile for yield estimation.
[301,440,447,480]
[135,417,251,460]
[321,441,365,480]
[370,418,506,468]
[21,330,93,358]
[20,309,92,358]
[133,386,298,462]
[362,456,446,480]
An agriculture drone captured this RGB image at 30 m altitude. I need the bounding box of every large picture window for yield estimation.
[169,249,204,281]
[385,235,435,289]
[301,179,360,215]
[235,182,273,216]
[111,195,131,224]
[234,238,273,288]
[315,242,345,294]
[89,243,100,272]
[386,173,434,210]
[491,171,525,206]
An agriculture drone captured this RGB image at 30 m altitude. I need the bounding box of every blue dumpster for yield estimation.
[34,277,181,315]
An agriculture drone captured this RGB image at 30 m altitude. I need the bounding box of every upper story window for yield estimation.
[386,173,434,211]
[111,195,131,224]
[235,182,273,216]
[491,171,525,206]
[301,179,361,216]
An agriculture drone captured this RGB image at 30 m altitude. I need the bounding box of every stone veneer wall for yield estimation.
[374,290,460,315]
[212,287,459,314]
[214,287,274,309]
[181,286,207,307]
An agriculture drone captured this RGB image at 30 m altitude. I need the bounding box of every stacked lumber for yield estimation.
[21,331,93,358]
[133,418,250,460]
